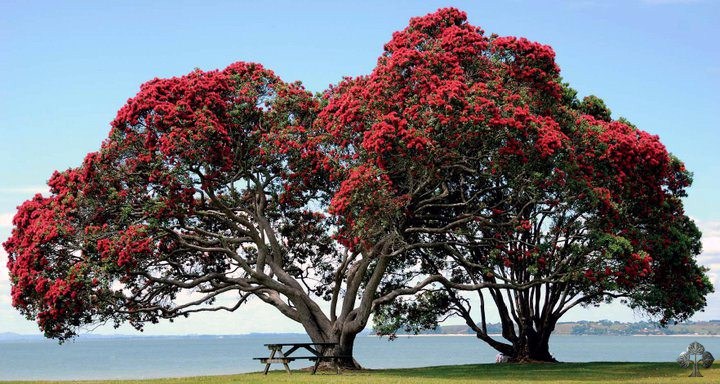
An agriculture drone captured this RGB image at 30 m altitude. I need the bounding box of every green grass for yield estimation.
[1,363,717,384]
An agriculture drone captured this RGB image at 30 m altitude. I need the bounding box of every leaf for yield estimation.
[687,341,705,355]
[701,351,714,369]
[677,351,690,368]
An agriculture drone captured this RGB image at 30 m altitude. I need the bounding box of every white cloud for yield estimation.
[694,220,720,320]
[704,237,720,255]
[697,251,720,274]
[0,285,10,306]
[697,220,720,254]
[708,263,720,288]
[0,212,14,229]
[0,186,48,196]
[0,251,11,328]
[0,248,8,285]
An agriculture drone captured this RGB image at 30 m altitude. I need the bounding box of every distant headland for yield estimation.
[419,320,720,336]
[3,320,720,340]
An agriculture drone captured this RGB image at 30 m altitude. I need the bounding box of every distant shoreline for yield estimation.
[4,320,720,341]
[385,333,720,338]
[630,334,720,337]
[412,320,720,338]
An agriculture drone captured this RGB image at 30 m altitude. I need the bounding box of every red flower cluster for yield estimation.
[2,7,710,340]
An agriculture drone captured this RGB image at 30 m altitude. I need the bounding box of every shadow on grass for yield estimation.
[374,362,686,381]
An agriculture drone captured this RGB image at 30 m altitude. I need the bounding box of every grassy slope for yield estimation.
[2,363,717,384]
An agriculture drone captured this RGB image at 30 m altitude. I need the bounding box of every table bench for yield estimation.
[253,342,347,374]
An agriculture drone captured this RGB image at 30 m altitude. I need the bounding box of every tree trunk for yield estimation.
[510,332,556,362]
[297,314,363,370]
[309,326,363,371]
[334,330,363,370]
[508,321,558,362]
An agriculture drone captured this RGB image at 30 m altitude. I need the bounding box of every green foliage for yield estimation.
[579,95,612,121]
[373,291,452,338]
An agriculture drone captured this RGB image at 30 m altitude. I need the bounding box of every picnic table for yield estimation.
[253,342,346,374]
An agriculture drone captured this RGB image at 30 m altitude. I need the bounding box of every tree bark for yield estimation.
[509,324,557,362]
[334,330,363,369]
[292,313,363,370]
[458,290,560,363]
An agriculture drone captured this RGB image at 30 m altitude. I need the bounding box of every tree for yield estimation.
[2,62,436,369]
[4,7,712,367]
[317,8,713,362]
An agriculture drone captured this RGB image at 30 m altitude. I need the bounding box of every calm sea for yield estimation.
[1,334,718,380]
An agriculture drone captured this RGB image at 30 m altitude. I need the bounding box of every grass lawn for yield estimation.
[1,362,717,384]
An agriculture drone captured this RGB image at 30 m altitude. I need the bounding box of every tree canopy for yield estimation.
[4,7,712,365]
[342,8,711,361]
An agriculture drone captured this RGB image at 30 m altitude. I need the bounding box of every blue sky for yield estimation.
[1,0,718,335]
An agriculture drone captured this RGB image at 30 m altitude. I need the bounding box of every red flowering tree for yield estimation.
[3,7,712,367]
[319,8,712,362]
[3,62,439,369]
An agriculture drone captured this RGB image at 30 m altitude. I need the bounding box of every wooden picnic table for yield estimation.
[254,342,345,374]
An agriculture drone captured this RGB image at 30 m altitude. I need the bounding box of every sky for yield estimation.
[1,0,719,336]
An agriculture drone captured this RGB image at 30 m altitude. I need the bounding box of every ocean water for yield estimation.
[0,334,718,380]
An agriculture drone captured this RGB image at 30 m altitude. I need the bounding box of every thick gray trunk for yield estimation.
[510,326,557,362]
